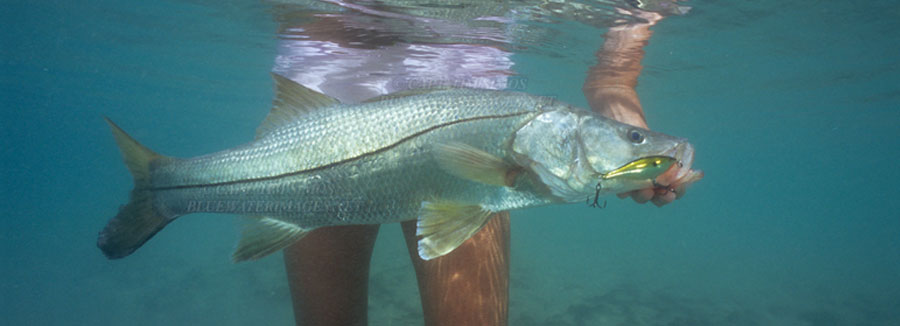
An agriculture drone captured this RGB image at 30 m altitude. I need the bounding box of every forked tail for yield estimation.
[98,117,176,259]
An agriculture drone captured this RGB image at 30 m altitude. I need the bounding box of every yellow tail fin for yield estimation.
[98,117,175,259]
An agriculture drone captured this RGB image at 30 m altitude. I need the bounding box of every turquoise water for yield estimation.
[3,0,899,325]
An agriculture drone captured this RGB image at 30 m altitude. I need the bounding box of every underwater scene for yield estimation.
[2,0,899,325]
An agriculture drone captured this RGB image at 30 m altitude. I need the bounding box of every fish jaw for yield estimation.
[654,141,703,198]
[593,139,696,196]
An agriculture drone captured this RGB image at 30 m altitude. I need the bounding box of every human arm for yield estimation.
[582,10,702,206]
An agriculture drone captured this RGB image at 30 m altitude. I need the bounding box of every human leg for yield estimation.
[401,212,511,326]
[283,224,380,326]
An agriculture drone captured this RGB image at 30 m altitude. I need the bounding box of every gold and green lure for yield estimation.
[601,156,677,181]
[588,156,678,208]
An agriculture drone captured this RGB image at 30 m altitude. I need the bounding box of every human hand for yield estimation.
[612,7,664,32]
[618,161,703,207]
[621,0,691,18]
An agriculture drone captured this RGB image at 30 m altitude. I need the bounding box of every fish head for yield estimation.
[511,105,694,202]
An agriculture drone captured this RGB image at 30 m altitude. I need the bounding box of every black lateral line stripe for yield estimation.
[151,111,531,191]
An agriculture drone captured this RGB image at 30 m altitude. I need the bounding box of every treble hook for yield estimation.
[587,183,607,208]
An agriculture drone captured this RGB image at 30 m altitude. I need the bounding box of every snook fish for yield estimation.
[98,74,696,261]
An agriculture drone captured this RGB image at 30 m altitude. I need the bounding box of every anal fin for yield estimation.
[233,216,313,262]
[416,201,494,260]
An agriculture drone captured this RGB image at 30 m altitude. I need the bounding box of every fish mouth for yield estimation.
[588,141,697,197]
[654,141,699,191]
[666,141,695,180]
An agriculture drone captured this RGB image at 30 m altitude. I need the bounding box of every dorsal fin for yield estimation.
[255,73,340,139]
[361,87,451,103]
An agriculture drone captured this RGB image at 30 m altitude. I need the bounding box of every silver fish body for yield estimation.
[98,77,695,261]
[154,89,551,225]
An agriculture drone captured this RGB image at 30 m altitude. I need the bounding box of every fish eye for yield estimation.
[626,0,644,9]
[627,129,644,143]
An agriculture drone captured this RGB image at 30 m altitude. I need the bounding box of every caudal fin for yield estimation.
[98,117,176,259]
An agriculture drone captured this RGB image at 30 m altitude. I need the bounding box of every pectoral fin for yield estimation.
[434,142,519,187]
[232,216,313,262]
[416,201,494,260]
